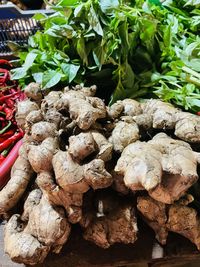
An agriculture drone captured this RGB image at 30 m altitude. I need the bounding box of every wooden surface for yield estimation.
[1,222,200,267]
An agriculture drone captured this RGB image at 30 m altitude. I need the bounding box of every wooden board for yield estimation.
[1,222,200,267]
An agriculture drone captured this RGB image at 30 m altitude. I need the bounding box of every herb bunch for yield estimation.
[11,0,200,111]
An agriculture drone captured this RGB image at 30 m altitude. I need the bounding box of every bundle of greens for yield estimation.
[11,0,200,111]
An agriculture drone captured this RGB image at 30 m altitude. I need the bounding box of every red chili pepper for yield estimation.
[3,106,15,120]
[0,148,10,165]
[0,139,22,188]
[197,112,200,116]
[0,68,9,84]
[0,129,15,142]
[0,59,12,67]
[0,131,23,152]
[0,155,5,165]
[4,98,14,108]
[0,92,19,102]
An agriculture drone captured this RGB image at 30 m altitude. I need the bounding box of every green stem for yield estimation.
[185,75,200,87]
[0,121,11,135]
[182,66,200,79]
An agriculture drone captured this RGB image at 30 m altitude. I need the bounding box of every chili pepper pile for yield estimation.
[0,59,25,165]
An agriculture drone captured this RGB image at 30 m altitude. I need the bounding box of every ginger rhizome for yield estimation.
[1,83,200,265]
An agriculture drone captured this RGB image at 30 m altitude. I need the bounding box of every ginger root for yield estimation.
[53,150,113,193]
[31,121,57,142]
[81,192,138,248]
[137,196,200,250]
[0,145,34,215]
[109,116,140,153]
[24,82,42,102]
[28,137,59,173]
[36,172,83,224]
[56,88,107,130]
[148,133,200,203]
[16,99,39,130]
[115,141,162,191]
[5,189,71,265]
[116,133,200,201]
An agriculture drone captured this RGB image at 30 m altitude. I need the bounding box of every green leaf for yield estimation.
[88,5,104,36]
[187,59,200,72]
[28,36,38,48]
[109,80,126,105]
[148,0,162,7]
[61,63,80,82]
[163,25,171,47]
[74,3,84,17]
[11,67,27,80]
[23,52,38,70]
[93,46,106,69]
[33,72,43,84]
[57,0,78,7]
[99,0,119,14]
[121,62,135,94]
[33,13,47,21]
[118,21,129,61]
[42,70,63,89]
[77,37,88,65]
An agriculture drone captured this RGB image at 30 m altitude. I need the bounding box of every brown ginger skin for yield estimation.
[137,196,200,250]
[5,190,71,265]
[115,141,163,191]
[36,172,83,224]
[24,82,42,102]
[53,150,113,193]
[56,89,107,130]
[81,193,138,248]
[16,99,39,130]
[107,99,142,119]
[175,112,200,143]
[0,145,34,215]
[28,137,59,173]
[109,116,140,153]
[116,133,200,201]
[68,132,96,161]
[109,98,200,142]
[148,133,200,204]
[4,214,50,265]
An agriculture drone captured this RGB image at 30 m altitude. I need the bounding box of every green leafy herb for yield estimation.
[11,0,200,111]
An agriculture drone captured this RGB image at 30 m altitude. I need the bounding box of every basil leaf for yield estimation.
[88,5,104,36]
[99,0,119,14]
[61,63,80,82]
[42,70,63,89]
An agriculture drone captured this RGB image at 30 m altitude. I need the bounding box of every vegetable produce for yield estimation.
[81,191,138,248]
[4,189,71,265]
[0,144,34,214]
[137,195,200,250]
[0,140,23,189]
[0,59,25,171]
[1,83,200,265]
[11,0,200,111]
[110,98,200,143]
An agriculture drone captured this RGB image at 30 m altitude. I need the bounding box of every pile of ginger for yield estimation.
[1,83,200,265]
